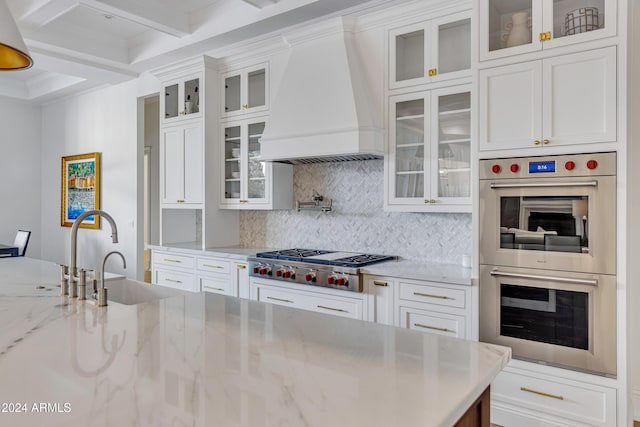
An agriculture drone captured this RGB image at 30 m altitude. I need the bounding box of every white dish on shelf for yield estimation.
[230,192,240,198]
[231,172,240,179]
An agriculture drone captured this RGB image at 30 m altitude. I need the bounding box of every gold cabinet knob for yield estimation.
[534,140,541,145]
[539,31,552,42]
[424,199,430,204]
[241,104,248,110]
[428,68,437,77]
[430,199,436,204]
[543,139,550,145]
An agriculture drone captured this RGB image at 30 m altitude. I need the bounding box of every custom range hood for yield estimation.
[260,18,383,164]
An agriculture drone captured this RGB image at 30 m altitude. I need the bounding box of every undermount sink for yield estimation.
[105,278,186,305]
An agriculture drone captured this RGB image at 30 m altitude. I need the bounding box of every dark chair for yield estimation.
[13,230,31,257]
[544,234,581,253]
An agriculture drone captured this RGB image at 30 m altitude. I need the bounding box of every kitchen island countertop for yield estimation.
[0,258,509,426]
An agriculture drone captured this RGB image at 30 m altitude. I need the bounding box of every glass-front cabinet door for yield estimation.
[480,0,615,61]
[222,63,269,118]
[162,75,201,123]
[430,86,471,205]
[389,11,471,90]
[221,119,269,207]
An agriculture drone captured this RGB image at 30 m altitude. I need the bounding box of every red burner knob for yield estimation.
[259,268,267,275]
[492,164,501,174]
[336,277,347,286]
[275,270,283,277]
[327,276,335,285]
[253,266,259,274]
[283,271,291,279]
[587,160,598,170]
[305,273,316,282]
[510,164,519,173]
[565,161,576,171]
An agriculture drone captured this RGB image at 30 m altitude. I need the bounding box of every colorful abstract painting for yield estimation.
[61,152,101,229]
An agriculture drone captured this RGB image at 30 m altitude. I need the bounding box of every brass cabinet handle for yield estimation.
[203,264,224,269]
[424,199,431,204]
[267,296,293,303]
[520,387,564,401]
[239,199,249,204]
[163,259,181,263]
[414,292,452,300]
[373,280,388,287]
[242,104,248,110]
[204,286,225,291]
[236,264,247,269]
[414,323,454,333]
[165,278,182,284]
[176,199,185,203]
[428,68,437,77]
[539,31,551,42]
[179,111,185,116]
[534,140,541,145]
[430,199,436,204]
[317,305,348,313]
[543,139,550,145]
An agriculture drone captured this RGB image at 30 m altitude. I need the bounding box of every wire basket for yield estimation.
[564,7,599,35]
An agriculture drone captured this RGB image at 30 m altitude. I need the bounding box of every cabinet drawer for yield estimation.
[153,251,195,269]
[155,269,197,292]
[491,370,616,427]
[197,257,231,275]
[400,307,465,338]
[255,285,363,320]
[199,275,234,296]
[398,281,466,309]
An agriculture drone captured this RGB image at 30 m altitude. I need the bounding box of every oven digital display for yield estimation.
[529,160,556,173]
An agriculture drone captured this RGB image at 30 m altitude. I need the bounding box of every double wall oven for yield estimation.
[479,152,616,377]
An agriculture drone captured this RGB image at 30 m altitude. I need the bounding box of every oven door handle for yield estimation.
[489,180,598,189]
[490,270,598,286]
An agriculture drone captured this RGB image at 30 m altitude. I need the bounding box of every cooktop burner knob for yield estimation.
[336,277,348,286]
[510,164,519,173]
[327,276,336,285]
[565,161,576,171]
[491,164,501,174]
[259,267,271,276]
[305,273,316,282]
[587,159,598,170]
[275,269,283,277]
[253,266,260,274]
[283,270,292,279]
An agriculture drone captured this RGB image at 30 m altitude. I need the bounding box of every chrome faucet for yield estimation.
[98,251,126,307]
[66,209,119,297]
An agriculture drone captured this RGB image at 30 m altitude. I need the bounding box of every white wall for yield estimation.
[40,75,160,277]
[0,98,42,258]
[144,97,160,246]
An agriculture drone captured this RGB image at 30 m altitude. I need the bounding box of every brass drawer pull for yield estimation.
[543,139,550,145]
[236,264,247,269]
[373,280,388,287]
[203,264,224,269]
[414,323,454,333]
[267,296,293,303]
[204,286,225,291]
[520,387,564,401]
[163,259,181,263]
[165,278,182,284]
[317,305,348,313]
[414,292,451,300]
[534,140,541,145]
[176,199,185,203]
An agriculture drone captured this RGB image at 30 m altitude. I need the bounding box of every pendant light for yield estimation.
[0,0,33,70]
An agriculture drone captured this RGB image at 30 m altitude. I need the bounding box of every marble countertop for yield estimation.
[148,244,474,285]
[0,257,508,426]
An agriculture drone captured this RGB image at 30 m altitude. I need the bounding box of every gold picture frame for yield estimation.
[61,152,101,229]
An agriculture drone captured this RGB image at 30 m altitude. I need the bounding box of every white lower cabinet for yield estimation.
[491,365,617,427]
[155,269,198,292]
[251,280,364,320]
[364,276,395,325]
[399,306,466,338]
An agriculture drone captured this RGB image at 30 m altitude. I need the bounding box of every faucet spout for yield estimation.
[99,251,126,307]
[69,210,119,297]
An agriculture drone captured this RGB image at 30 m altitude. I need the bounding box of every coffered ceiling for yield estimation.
[0,0,382,102]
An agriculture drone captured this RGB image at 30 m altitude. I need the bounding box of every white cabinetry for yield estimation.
[389,11,471,90]
[386,84,471,212]
[491,364,617,427]
[479,0,616,61]
[221,62,268,119]
[161,73,202,124]
[251,280,365,320]
[479,46,616,152]
[395,279,470,339]
[364,276,395,325]
[161,122,203,207]
[220,117,292,209]
[152,251,199,292]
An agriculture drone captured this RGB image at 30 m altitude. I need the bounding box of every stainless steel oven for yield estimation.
[479,153,617,376]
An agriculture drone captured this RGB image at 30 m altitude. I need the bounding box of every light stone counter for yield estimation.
[362,259,473,286]
[146,242,269,260]
[0,257,509,426]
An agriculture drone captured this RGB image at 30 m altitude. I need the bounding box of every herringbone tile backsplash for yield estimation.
[240,160,471,264]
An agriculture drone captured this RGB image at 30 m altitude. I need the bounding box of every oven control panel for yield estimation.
[480,152,616,179]
[248,260,362,292]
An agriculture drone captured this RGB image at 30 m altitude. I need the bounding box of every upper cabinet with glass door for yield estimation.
[389,11,471,90]
[479,0,616,61]
[221,62,269,119]
[386,85,471,212]
[162,74,202,124]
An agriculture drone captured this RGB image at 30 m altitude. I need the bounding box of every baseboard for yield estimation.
[633,387,640,421]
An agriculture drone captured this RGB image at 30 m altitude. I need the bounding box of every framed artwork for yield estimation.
[61,152,101,229]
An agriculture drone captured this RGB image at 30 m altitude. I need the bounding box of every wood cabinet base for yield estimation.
[455,386,490,427]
